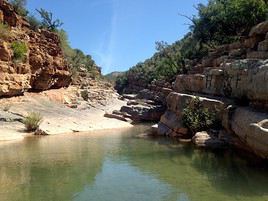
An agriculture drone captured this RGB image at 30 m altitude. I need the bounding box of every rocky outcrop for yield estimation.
[158,92,226,137]
[175,59,268,109]
[0,1,71,97]
[0,1,29,28]
[188,21,268,75]
[120,103,165,122]
[155,21,268,159]
[28,29,71,90]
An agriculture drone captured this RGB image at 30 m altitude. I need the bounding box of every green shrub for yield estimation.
[11,41,28,62]
[115,74,128,94]
[0,23,10,40]
[182,97,217,133]
[57,29,100,76]
[23,112,43,132]
[191,0,268,46]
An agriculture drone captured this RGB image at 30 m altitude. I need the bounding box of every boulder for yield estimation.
[249,21,268,37]
[231,107,268,159]
[192,131,226,149]
[120,104,166,122]
[158,110,187,137]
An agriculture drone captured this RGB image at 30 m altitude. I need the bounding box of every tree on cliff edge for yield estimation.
[36,8,63,32]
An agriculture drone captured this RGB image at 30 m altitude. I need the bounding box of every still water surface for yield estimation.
[0,125,268,201]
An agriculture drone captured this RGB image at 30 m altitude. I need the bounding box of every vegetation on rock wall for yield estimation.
[104,71,124,84]
[191,0,268,46]
[182,97,217,133]
[11,41,28,62]
[115,0,268,92]
[7,0,100,77]
[57,29,100,77]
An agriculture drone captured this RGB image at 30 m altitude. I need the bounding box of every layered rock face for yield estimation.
[158,92,227,137]
[157,21,268,159]
[0,1,71,97]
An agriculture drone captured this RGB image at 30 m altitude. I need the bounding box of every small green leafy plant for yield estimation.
[11,41,28,62]
[23,112,43,132]
[182,97,217,134]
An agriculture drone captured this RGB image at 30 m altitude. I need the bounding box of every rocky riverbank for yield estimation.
[0,1,132,142]
[0,80,132,141]
[113,21,268,160]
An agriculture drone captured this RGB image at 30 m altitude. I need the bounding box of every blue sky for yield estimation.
[27,0,207,75]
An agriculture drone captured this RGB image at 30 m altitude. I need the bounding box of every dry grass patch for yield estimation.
[23,112,43,132]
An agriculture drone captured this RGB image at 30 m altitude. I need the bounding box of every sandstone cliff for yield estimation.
[0,0,71,97]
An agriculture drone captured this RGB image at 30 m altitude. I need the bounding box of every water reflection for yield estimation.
[0,135,105,201]
[73,159,180,201]
[0,125,267,201]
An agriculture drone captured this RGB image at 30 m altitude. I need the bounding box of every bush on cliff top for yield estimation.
[182,97,217,133]
[11,41,28,62]
[23,112,43,132]
[57,29,101,76]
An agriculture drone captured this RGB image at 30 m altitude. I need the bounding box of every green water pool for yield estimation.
[0,125,268,201]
